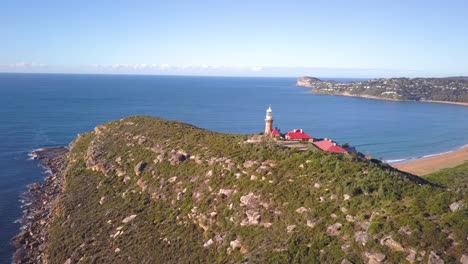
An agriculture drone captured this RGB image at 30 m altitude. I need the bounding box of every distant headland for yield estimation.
[297,76,468,106]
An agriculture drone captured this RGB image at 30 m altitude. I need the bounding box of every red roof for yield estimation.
[313,139,348,153]
[271,128,280,136]
[285,129,312,140]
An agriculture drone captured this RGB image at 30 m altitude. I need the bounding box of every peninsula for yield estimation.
[297,76,468,105]
[13,116,467,263]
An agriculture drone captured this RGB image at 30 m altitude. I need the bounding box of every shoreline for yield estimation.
[302,86,468,107]
[12,147,68,263]
[391,145,468,176]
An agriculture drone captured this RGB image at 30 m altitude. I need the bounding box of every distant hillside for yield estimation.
[29,117,467,263]
[297,76,468,104]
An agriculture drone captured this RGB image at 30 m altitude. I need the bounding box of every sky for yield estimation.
[1,0,468,77]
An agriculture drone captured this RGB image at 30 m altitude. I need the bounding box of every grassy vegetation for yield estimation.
[46,116,467,263]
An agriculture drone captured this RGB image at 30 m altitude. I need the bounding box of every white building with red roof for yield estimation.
[285,129,313,141]
[313,138,348,153]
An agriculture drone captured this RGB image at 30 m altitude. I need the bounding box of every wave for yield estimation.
[384,159,407,164]
[27,148,44,160]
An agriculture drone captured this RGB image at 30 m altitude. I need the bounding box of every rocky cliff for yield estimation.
[17,116,467,263]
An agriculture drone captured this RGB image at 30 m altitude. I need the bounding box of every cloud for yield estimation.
[3,62,47,68]
[85,64,267,74]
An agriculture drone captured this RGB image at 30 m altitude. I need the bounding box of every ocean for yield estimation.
[0,73,467,262]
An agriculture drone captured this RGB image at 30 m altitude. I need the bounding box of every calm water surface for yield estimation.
[1,73,467,262]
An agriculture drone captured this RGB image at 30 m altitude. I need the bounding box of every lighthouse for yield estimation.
[264,106,273,136]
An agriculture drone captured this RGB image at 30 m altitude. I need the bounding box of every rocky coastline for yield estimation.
[12,147,69,264]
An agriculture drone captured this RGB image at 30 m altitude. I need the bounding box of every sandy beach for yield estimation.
[392,146,468,176]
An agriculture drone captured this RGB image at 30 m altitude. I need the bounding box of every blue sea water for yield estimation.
[0,73,467,262]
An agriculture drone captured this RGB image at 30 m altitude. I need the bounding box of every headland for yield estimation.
[297,76,468,106]
[11,116,467,263]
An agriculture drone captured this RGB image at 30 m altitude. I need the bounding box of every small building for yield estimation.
[285,129,313,141]
[271,128,281,137]
[313,138,348,153]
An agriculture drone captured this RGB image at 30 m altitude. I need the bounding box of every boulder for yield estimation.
[326,223,343,236]
[355,231,369,245]
[240,193,260,208]
[428,251,444,264]
[230,239,242,249]
[287,225,296,233]
[306,218,320,228]
[295,207,308,214]
[449,200,463,212]
[241,210,260,226]
[169,152,187,165]
[134,161,146,176]
[341,259,353,264]
[398,226,412,235]
[122,214,137,223]
[365,252,386,263]
[243,160,257,168]
[203,239,214,248]
[380,235,404,252]
[219,189,234,198]
[406,250,417,263]
[136,179,148,192]
[460,255,468,264]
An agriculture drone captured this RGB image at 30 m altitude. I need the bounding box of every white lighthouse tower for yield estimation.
[264,106,273,136]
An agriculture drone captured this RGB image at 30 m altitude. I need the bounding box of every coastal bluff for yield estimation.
[14,116,467,263]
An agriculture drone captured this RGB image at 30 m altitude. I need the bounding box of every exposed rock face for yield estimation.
[134,161,146,176]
